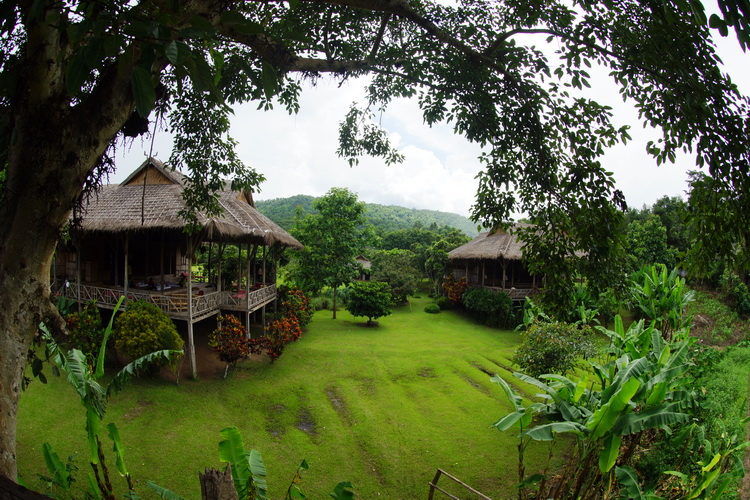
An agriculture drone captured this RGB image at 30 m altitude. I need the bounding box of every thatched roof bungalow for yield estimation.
[448,225,539,301]
[54,158,302,378]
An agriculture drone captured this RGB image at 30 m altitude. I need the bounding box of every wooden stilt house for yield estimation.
[447,225,540,302]
[52,158,303,378]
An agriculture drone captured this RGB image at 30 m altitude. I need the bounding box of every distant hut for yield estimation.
[355,255,371,281]
[447,225,539,301]
[53,158,302,378]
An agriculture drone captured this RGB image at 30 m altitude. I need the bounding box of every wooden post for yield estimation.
[262,246,267,286]
[245,243,252,336]
[207,241,213,286]
[76,244,82,312]
[261,246,267,328]
[502,260,507,290]
[124,233,129,301]
[160,231,165,291]
[481,261,485,287]
[217,243,223,292]
[113,236,119,289]
[236,244,242,292]
[187,237,197,380]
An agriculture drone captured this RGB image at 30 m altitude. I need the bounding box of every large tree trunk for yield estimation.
[0,29,136,478]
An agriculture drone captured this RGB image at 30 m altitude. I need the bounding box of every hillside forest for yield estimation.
[255,195,480,236]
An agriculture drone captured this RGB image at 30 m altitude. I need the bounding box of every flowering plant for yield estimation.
[442,275,468,304]
[209,315,252,365]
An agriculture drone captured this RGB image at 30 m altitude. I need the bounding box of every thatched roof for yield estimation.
[448,225,528,261]
[75,158,303,249]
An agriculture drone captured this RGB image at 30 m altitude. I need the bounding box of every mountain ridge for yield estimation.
[255,194,480,236]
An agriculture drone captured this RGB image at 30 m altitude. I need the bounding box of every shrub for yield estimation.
[442,275,468,304]
[719,269,750,316]
[424,303,441,314]
[209,315,251,366]
[114,301,184,360]
[435,296,453,310]
[278,286,314,327]
[263,314,302,361]
[513,321,597,377]
[462,287,513,328]
[312,296,330,311]
[64,301,104,359]
[346,281,393,325]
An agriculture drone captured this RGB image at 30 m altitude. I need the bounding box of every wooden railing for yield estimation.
[427,469,491,500]
[482,286,537,301]
[52,281,276,318]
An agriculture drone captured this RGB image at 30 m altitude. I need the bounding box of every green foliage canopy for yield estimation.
[370,249,420,304]
[345,281,393,326]
[291,188,376,293]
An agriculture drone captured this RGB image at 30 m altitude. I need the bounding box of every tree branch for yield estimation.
[490,27,670,85]
[367,13,392,63]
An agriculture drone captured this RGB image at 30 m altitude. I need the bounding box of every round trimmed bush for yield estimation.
[114,300,184,360]
[424,303,441,314]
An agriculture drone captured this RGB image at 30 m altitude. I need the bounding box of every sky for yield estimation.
[113,22,750,221]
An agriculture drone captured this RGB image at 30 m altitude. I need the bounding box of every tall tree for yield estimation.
[291,188,375,318]
[0,0,748,481]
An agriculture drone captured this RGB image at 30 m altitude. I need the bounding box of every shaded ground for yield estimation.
[168,315,269,381]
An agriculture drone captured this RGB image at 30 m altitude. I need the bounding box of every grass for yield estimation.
[17,297,560,499]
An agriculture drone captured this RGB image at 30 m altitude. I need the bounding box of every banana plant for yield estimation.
[493,315,695,499]
[632,264,694,340]
[39,296,181,499]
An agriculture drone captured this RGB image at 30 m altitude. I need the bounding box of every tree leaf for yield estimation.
[41,442,70,490]
[218,426,251,498]
[615,466,644,499]
[96,295,124,379]
[262,62,278,99]
[107,422,128,477]
[147,481,186,500]
[329,481,355,499]
[165,40,179,65]
[598,433,621,473]
[131,66,156,118]
[522,421,585,441]
[65,50,89,96]
[588,377,641,440]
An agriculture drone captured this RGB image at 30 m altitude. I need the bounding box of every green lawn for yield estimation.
[17,297,559,499]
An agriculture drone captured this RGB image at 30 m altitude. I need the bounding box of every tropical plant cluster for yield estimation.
[209,288,312,366]
[495,317,747,499]
[494,262,750,499]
